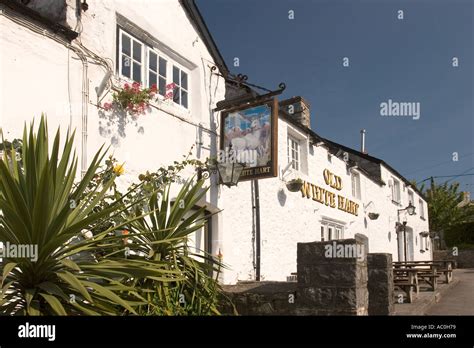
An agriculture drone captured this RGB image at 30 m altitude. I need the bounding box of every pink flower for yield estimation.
[124,83,130,90]
[166,82,176,90]
[103,102,112,111]
[132,82,140,92]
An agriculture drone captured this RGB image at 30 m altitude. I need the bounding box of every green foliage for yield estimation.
[423,182,473,232]
[445,221,474,248]
[126,178,226,315]
[0,117,227,316]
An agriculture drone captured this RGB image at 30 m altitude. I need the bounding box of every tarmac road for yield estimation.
[426,268,474,315]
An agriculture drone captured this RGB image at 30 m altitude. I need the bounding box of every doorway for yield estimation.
[397,226,414,262]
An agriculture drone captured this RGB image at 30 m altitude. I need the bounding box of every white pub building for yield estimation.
[0,0,430,285]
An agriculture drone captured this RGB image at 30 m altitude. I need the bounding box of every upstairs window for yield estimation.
[118,27,190,107]
[419,199,425,219]
[408,190,414,205]
[351,172,361,200]
[391,178,401,204]
[148,49,167,97]
[173,66,188,109]
[119,31,143,83]
[287,136,300,171]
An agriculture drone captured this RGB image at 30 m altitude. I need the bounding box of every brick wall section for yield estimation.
[296,237,368,315]
[367,253,394,315]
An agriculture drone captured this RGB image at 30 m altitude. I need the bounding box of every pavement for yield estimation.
[426,268,474,315]
[393,269,474,316]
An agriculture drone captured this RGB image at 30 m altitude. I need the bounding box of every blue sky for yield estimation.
[197,0,474,195]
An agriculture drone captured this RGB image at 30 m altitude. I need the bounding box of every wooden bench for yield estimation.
[393,269,419,303]
[393,260,453,285]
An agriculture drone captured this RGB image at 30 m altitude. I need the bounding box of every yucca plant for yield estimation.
[0,117,178,315]
[126,179,226,315]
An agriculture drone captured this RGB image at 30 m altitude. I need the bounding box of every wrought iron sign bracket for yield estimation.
[210,65,286,112]
[214,82,286,112]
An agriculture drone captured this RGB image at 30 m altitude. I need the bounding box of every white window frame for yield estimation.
[419,199,425,219]
[391,178,401,204]
[146,48,168,97]
[351,171,361,200]
[408,190,414,205]
[172,64,189,109]
[118,29,144,83]
[287,135,300,171]
[321,221,344,241]
[117,27,191,109]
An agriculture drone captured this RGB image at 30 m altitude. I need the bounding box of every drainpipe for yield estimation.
[253,179,261,281]
[81,56,89,177]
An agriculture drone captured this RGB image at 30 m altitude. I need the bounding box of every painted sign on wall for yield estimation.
[301,169,359,216]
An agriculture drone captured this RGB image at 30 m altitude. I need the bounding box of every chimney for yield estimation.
[360,129,367,154]
[280,96,311,129]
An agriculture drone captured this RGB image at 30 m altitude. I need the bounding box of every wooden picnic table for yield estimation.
[393,260,453,284]
[393,268,419,303]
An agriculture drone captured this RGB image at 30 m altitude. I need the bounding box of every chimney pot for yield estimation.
[360,129,367,154]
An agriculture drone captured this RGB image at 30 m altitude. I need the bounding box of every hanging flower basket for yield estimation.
[286,178,303,192]
[368,212,380,220]
[102,82,157,116]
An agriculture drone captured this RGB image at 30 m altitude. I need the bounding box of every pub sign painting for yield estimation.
[221,98,278,181]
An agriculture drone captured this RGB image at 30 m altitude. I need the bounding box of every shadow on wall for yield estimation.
[98,109,144,147]
[277,188,287,206]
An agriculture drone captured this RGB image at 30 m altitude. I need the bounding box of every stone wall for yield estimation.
[434,249,474,268]
[220,238,399,316]
[220,282,297,315]
[296,237,368,315]
[367,253,394,315]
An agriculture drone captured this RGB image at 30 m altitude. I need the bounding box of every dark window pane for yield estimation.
[159,57,167,76]
[159,77,166,96]
[149,72,157,87]
[121,55,131,78]
[149,51,157,72]
[181,72,188,90]
[133,62,141,82]
[181,91,188,108]
[133,41,142,61]
[173,66,179,84]
[122,34,131,56]
[173,86,180,104]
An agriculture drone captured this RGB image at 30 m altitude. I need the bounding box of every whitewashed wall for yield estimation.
[0,0,226,210]
[0,0,227,267]
[0,1,430,285]
[220,118,430,284]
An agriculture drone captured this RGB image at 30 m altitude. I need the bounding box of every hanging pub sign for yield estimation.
[220,98,278,181]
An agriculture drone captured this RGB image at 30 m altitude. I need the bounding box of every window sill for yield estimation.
[392,200,401,206]
[420,216,426,221]
[146,98,192,123]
